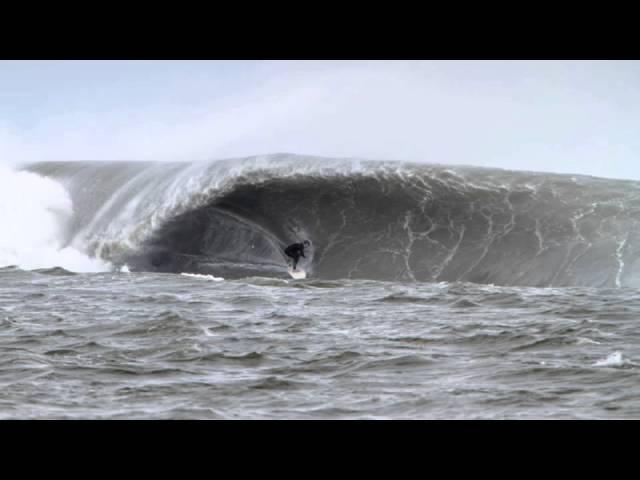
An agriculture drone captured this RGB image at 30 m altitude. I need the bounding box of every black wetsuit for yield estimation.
[284,242,306,270]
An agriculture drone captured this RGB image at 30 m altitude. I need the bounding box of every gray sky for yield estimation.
[1,60,639,179]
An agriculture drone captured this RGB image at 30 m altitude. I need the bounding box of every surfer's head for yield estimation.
[303,240,311,247]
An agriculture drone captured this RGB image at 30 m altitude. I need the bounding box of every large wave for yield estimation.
[24,154,640,287]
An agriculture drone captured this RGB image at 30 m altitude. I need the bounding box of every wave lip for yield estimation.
[26,154,640,287]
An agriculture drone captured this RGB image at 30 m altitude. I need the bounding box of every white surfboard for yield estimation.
[288,268,307,279]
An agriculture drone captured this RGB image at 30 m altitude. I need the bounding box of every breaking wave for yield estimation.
[22,153,640,287]
[0,164,108,272]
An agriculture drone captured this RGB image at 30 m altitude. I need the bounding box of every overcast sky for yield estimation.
[1,60,639,179]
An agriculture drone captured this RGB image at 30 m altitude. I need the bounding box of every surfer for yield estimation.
[284,240,310,271]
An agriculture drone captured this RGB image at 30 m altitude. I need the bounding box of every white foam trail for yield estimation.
[594,351,624,367]
[615,234,627,288]
[0,165,109,272]
[180,272,224,282]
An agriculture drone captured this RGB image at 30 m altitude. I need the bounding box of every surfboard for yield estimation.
[288,268,307,279]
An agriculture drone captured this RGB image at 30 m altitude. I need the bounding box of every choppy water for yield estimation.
[2,267,638,419]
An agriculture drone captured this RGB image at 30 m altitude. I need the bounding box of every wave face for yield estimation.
[26,154,640,287]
